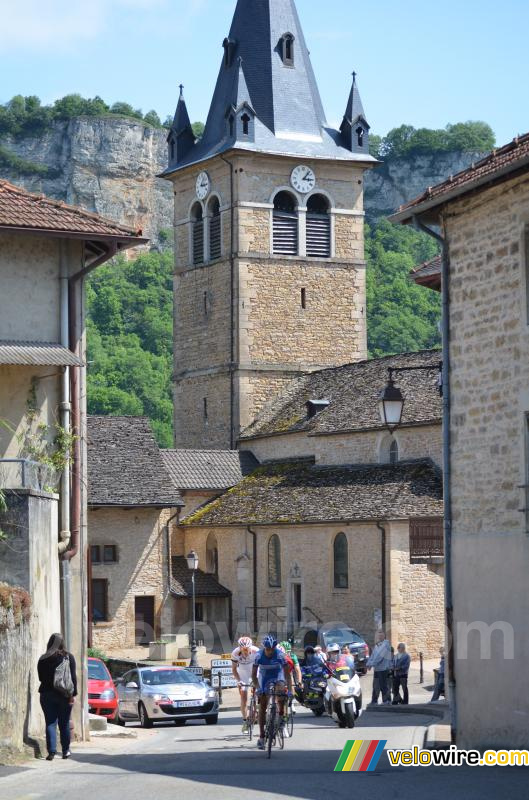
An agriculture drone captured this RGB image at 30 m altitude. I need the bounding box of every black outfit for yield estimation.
[38,653,77,756]
[392,674,409,704]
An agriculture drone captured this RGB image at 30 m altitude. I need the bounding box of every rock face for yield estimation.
[0,116,484,245]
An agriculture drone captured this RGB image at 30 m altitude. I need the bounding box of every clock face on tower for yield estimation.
[291,165,316,194]
[196,171,210,200]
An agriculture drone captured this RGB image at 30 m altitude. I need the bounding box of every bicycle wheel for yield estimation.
[267,702,276,759]
[287,700,294,738]
[277,721,285,750]
[248,695,257,741]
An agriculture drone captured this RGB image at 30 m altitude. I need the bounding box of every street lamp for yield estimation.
[186,549,199,668]
[378,363,443,434]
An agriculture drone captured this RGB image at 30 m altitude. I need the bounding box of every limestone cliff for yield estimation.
[0,116,483,245]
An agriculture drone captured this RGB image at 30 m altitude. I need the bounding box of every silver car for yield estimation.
[116,666,219,727]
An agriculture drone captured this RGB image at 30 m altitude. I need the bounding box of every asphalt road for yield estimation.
[1,705,527,800]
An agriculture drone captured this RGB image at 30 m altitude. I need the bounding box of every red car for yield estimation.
[88,657,118,720]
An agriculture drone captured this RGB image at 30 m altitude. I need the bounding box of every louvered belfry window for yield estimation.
[273,191,298,255]
[306,194,331,258]
[208,196,221,261]
[191,203,204,265]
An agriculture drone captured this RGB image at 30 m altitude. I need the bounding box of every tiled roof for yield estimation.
[241,350,442,440]
[0,340,82,366]
[183,459,443,527]
[0,180,146,241]
[171,557,231,598]
[161,449,259,490]
[410,255,442,291]
[391,132,529,221]
[87,416,183,507]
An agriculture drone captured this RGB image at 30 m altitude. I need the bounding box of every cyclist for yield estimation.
[252,634,293,750]
[231,635,259,733]
[279,641,302,686]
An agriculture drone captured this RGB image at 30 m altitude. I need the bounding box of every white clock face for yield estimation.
[196,171,210,200]
[291,165,316,194]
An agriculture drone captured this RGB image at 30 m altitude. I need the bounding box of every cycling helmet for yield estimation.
[326,643,340,654]
[238,636,253,649]
[262,634,277,649]
[279,641,292,653]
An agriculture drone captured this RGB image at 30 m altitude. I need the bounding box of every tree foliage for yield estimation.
[366,219,441,357]
[86,251,174,447]
[370,121,495,160]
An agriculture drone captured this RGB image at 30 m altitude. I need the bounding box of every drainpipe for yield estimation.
[247,526,258,635]
[220,155,236,449]
[165,509,181,595]
[58,241,71,557]
[376,522,387,629]
[413,214,456,744]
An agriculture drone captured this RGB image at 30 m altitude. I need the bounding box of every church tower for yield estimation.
[162,0,377,450]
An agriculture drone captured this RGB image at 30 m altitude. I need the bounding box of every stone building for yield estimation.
[0,180,144,747]
[392,133,529,747]
[175,349,445,657]
[162,0,377,450]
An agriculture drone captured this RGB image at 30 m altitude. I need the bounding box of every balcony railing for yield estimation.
[0,459,58,492]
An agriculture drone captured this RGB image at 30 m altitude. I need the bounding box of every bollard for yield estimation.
[419,652,424,684]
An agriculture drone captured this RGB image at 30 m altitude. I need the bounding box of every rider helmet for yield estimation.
[279,641,292,653]
[326,642,340,662]
[262,634,277,650]
[238,636,253,649]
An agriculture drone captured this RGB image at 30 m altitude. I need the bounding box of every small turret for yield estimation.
[167,85,196,169]
[340,72,370,156]
[225,58,256,143]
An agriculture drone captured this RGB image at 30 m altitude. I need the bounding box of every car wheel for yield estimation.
[173,719,186,726]
[205,714,218,725]
[138,702,153,729]
[114,708,125,726]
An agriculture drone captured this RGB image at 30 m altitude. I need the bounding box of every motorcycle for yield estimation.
[297,664,326,716]
[324,663,362,728]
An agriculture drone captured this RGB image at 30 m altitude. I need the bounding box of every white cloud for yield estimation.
[0,0,168,52]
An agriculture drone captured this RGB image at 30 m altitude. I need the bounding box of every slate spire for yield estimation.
[167,85,195,169]
[340,72,370,156]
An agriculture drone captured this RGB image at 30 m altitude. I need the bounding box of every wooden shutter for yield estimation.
[409,519,444,563]
[193,220,204,265]
[273,211,298,255]
[306,213,330,257]
[209,214,221,260]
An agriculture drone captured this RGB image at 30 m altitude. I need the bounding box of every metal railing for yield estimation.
[0,459,58,492]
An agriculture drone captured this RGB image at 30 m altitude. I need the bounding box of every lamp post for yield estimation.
[186,550,199,668]
[378,363,443,433]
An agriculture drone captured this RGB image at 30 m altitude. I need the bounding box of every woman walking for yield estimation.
[37,633,77,761]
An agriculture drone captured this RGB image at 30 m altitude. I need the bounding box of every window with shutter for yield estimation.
[409,519,444,563]
[191,202,204,265]
[268,534,281,587]
[273,191,298,255]
[306,194,330,257]
[208,196,221,260]
[333,533,349,589]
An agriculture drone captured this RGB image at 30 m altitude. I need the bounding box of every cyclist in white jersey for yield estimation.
[231,636,259,733]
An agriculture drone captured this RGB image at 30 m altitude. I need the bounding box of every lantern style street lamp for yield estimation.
[379,363,443,434]
[186,550,199,667]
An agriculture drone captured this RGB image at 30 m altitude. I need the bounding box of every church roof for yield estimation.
[171,557,231,598]
[161,449,258,491]
[241,349,442,440]
[162,0,377,173]
[182,459,443,527]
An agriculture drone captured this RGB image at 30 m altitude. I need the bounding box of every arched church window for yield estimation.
[191,202,204,266]
[333,532,349,589]
[306,194,331,258]
[273,191,298,255]
[208,196,221,261]
[379,433,399,465]
[281,33,295,66]
[241,113,250,136]
[389,439,399,465]
[268,534,281,588]
[356,126,364,148]
[206,532,219,575]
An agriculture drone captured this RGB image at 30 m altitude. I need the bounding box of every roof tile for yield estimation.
[161,449,258,490]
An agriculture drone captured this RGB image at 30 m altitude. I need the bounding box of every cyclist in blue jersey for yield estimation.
[251,634,293,750]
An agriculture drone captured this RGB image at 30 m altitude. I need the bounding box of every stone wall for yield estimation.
[443,172,529,748]
[0,614,31,757]
[89,506,174,651]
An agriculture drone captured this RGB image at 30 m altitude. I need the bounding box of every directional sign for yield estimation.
[211,659,232,668]
[211,658,238,689]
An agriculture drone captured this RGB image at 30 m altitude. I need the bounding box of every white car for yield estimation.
[116,666,219,727]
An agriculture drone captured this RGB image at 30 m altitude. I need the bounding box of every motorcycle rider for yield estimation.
[325,643,360,727]
[231,635,259,733]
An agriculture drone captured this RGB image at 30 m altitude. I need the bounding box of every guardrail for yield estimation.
[0,458,57,491]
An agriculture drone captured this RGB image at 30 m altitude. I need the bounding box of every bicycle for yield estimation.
[285,694,295,739]
[263,683,285,759]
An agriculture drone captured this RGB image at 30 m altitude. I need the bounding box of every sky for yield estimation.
[0,0,528,145]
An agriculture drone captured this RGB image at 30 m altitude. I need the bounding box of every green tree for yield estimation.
[144,109,161,127]
[445,121,495,152]
[192,121,205,139]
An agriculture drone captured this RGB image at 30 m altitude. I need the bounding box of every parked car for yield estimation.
[291,626,370,674]
[88,657,118,720]
[116,666,219,728]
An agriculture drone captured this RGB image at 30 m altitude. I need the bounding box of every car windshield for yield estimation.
[141,669,201,686]
[88,660,110,681]
[323,629,363,645]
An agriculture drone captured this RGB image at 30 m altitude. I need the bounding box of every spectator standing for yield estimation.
[392,643,411,705]
[367,631,392,705]
[37,633,77,761]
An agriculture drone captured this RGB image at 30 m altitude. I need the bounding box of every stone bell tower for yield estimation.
[161,0,377,450]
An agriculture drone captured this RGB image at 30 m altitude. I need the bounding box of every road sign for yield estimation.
[211,659,232,668]
[211,658,238,689]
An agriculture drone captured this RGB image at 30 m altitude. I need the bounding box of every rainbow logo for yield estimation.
[334,739,387,772]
